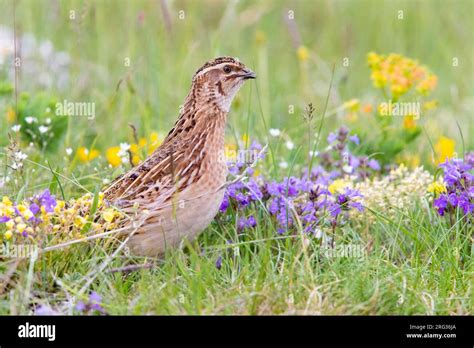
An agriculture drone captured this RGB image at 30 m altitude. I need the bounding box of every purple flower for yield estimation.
[434,195,448,216]
[75,291,105,314]
[0,216,10,223]
[349,134,360,145]
[237,215,257,231]
[215,256,222,270]
[327,132,337,144]
[433,157,473,219]
[367,159,381,171]
[29,203,40,215]
[37,189,57,213]
[75,301,87,312]
[219,196,229,212]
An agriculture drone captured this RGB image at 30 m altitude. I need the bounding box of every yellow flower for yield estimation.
[368,52,437,97]
[328,179,349,195]
[423,100,438,111]
[54,200,66,213]
[23,209,34,220]
[6,220,14,229]
[297,45,309,62]
[2,196,13,206]
[148,132,161,153]
[225,143,237,162]
[138,137,147,148]
[434,136,456,164]
[255,30,266,45]
[427,182,447,196]
[132,155,140,166]
[106,146,121,167]
[367,52,381,67]
[6,106,16,123]
[17,204,26,213]
[397,154,420,169]
[241,133,250,146]
[417,75,438,95]
[77,147,100,162]
[102,208,116,223]
[4,230,12,240]
[74,216,87,228]
[403,116,417,130]
[16,223,27,233]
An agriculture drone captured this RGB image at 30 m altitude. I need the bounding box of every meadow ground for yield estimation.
[0,0,472,315]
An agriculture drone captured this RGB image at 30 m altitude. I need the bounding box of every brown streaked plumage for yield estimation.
[103,56,256,257]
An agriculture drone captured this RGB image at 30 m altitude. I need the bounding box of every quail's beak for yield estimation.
[241,68,257,79]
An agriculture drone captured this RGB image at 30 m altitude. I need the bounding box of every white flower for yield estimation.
[11,124,21,132]
[102,178,110,185]
[285,140,295,150]
[309,150,319,157]
[45,107,51,113]
[269,128,281,137]
[15,151,27,161]
[38,125,49,134]
[45,118,51,124]
[25,116,36,124]
[118,143,131,158]
[279,161,288,169]
[65,148,73,156]
[120,142,130,151]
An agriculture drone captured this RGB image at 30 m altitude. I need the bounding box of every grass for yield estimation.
[0,0,472,315]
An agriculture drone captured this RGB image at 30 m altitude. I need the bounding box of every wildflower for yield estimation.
[423,100,438,111]
[279,161,288,169]
[102,208,116,223]
[6,106,16,123]
[343,99,360,112]
[255,30,266,45]
[427,182,447,196]
[269,128,281,137]
[38,125,49,134]
[25,116,36,124]
[11,124,21,132]
[297,45,309,62]
[77,147,100,162]
[362,103,373,113]
[75,292,106,314]
[215,255,223,270]
[4,230,12,240]
[328,179,349,195]
[434,136,456,164]
[349,134,360,145]
[65,148,73,156]
[11,151,27,170]
[285,140,295,150]
[106,146,121,167]
[403,116,417,130]
[367,52,437,98]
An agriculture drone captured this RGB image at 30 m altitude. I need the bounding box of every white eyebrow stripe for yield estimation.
[194,62,238,78]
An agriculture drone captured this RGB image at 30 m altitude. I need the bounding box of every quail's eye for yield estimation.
[223,65,232,74]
